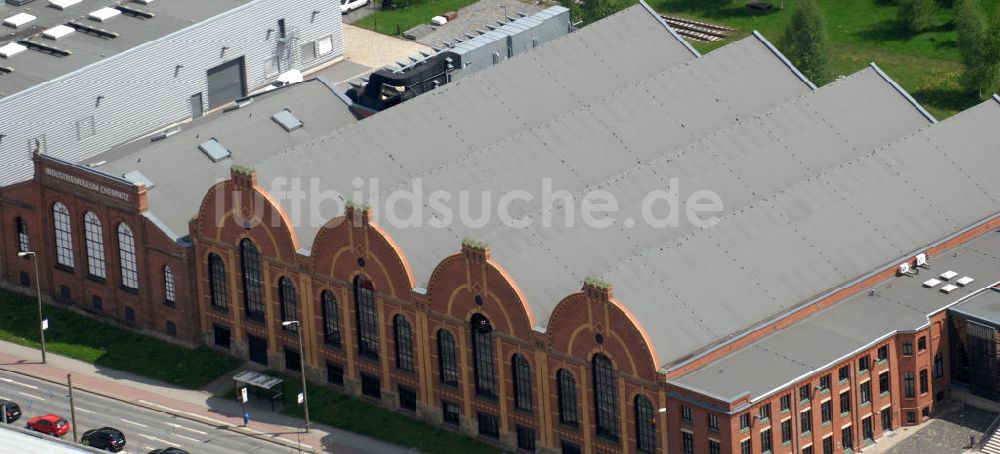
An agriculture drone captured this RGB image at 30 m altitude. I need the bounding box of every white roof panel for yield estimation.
[4,13,37,28]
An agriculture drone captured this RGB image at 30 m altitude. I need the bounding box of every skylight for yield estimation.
[199,138,231,162]
[272,109,303,132]
[89,7,122,22]
[0,43,27,59]
[43,25,76,40]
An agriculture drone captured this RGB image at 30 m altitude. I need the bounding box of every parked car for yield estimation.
[25,414,70,437]
[82,427,127,452]
[0,400,21,424]
[341,0,369,13]
[148,448,189,454]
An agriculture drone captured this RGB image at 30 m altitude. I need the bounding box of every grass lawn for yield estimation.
[238,371,502,453]
[651,0,1000,119]
[0,289,242,389]
[353,0,480,36]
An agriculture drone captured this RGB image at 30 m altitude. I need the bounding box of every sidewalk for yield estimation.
[0,340,412,454]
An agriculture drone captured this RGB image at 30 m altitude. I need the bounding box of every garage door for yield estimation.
[206,57,247,109]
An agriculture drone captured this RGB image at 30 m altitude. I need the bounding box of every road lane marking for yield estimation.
[76,407,94,414]
[121,419,149,428]
[168,423,207,435]
[0,377,38,389]
[0,396,11,401]
[175,434,200,443]
[18,392,44,401]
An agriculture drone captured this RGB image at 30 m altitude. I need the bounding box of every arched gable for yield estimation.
[547,282,659,382]
[309,206,415,300]
[425,242,536,339]
[191,168,299,262]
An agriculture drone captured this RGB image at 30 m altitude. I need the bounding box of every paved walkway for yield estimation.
[416,0,545,47]
[342,24,431,70]
[0,341,412,454]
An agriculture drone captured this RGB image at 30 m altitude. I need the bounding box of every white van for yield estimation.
[341,0,369,14]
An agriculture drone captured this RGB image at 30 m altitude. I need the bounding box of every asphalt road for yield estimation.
[0,371,298,454]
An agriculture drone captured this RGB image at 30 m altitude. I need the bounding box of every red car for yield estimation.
[26,414,70,437]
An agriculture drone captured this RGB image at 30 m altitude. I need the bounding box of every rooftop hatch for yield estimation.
[199,138,231,162]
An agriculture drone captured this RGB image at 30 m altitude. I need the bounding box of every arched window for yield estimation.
[279,276,297,331]
[557,369,579,427]
[438,329,459,386]
[52,203,74,268]
[321,290,341,347]
[592,354,619,441]
[512,354,533,412]
[471,313,497,398]
[240,239,265,321]
[163,266,176,305]
[354,276,379,360]
[394,315,414,372]
[635,395,656,453]
[208,253,228,310]
[83,212,106,278]
[16,217,30,253]
[117,223,138,289]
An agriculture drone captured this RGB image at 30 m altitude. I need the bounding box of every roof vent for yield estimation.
[199,138,231,162]
[43,25,76,40]
[940,270,958,280]
[4,13,37,29]
[135,0,156,3]
[89,7,122,22]
[940,284,959,294]
[50,0,84,10]
[123,170,154,189]
[923,278,941,288]
[0,42,27,58]
[272,109,303,131]
[957,276,975,287]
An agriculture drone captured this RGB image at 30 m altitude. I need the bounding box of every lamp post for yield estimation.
[282,320,310,433]
[17,251,45,364]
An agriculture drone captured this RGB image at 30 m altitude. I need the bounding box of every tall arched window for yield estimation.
[163,266,176,305]
[635,395,656,453]
[471,313,497,398]
[512,354,533,412]
[240,239,265,321]
[52,203,74,268]
[208,253,228,310]
[16,217,30,253]
[83,212,106,278]
[557,369,579,427]
[279,276,297,331]
[592,354,619,441]
[394,315,414,372]
[321,290,341,347]
[354,276,379,360]
[117,223,138,289]
[438,329,459,386]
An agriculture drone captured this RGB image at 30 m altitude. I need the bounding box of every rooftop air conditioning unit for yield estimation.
[915,253,929,268]
[898,263,915,276]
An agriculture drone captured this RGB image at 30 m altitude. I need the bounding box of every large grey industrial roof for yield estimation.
[85,78,358,238]
[673,98,1000,402]
[951,283,1000,326]
[0,0,244,96]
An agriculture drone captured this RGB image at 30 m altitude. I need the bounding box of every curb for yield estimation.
[0,366,321,454]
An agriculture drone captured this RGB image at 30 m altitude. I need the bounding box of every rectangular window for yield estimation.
[878,345,889,362]
[759,404,771,421]
[799,384,811,402]
[740,413,751,430]
[903,341,913,355]
[213,324,230,349]
[861,381,871,405]
[881,408,893,431]
[862,416,874,442]
[761,428,772,453]
[919,369,928,394]
[516,425,536,452]
[781,419,792,443]
[681,405,692,422]
[918,336,927,352]
[839,365,850,382]
[840,390,851,414]
[859,355,870,373]
[300,41,316,62]
[316,35,334,55]
[361,374,381,400]
[442,401,460,426]
[708,413,719,431]
[284,347,300,371]
[124,306,134,322]
[823,436,834,454]
[820,400,832,423]
[165,320,176,336]
[75,115,96,141]
[842,426,853,450]
[16,217,29,253]
[682,432,694,454]
[819,374,831,391]
[92,295,103,311]
[780,394,791,412]
[326,362,343,386]
[800,409,812,434]
[398,386,416,412]
[933,353,944,378]
[904,372,915,398]
[709,440,721,454]
[879,371,890,395]
[741,438,752,454]
[802,446,813,454]
[19,271,29,287]
[907,411,916,424]
[477,412,499,439]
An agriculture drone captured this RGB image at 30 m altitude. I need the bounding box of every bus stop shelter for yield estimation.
[233,371,284,411]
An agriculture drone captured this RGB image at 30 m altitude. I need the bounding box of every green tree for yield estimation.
[559,0,581,25]
[956,0,1000,98]
[581,0,618,25]
[898,0,938,33]
[781,0,828,84]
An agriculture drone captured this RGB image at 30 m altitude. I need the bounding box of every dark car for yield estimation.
[0,400,20,424]
[148,448,189,454]
[82,427,126,452]
[26,414,70,437]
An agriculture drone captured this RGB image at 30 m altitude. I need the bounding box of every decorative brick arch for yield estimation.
[425,242,535,338]
[309,205,415,300]
[192,168,299,262]
[547,283,659,382]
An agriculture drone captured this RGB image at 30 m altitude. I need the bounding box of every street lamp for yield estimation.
[282,320,310,433]
[18,251,45,364]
